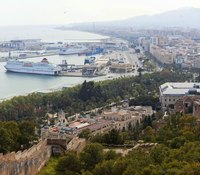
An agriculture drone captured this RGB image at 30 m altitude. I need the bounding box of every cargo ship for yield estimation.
[4,58,61,75]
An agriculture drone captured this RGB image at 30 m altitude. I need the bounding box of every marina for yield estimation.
[0,55,86,101]
[0,27,108,100]
[0,26,143,101]
[2,35,133,77]
[3,48,137,77]
[0,48,142,101]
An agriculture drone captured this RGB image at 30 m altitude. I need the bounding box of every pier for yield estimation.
[0,53,59,62]
[59,71,101,77]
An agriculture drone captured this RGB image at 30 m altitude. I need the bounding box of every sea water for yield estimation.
[0,25,108,100]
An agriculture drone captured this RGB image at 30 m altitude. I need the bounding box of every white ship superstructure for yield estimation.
[4,58,61,75]
[59,45,87,55]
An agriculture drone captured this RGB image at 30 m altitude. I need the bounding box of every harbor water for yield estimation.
[0,26,108,100]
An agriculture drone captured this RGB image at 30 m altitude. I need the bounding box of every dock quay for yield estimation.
[59,71,102,77]
[0,53,59,62]
[57,49,140,77]
[58,60,84,70]
[18,53,59,59]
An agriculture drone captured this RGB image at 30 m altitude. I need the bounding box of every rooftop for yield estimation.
[79,120,112,132]
[160,82,200,96]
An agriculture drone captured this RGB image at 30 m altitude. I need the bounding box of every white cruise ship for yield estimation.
[59,45,87,55]
[4,58,61,75]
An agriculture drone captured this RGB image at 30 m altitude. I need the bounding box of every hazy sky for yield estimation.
[0,0,200,26]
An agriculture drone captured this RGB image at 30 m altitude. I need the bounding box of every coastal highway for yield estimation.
[125,49,143,67]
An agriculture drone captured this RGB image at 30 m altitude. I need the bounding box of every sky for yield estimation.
[0,0,200,26]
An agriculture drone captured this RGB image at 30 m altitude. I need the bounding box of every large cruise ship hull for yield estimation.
[4,58,61,76]
[5,68,59,75]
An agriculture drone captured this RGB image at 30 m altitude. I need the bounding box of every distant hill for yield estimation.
[123,7,200,28]
[70,7,200,29]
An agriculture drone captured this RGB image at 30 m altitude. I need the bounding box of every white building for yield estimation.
[159,82,200,111]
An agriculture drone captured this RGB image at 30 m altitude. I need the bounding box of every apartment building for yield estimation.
[150,44,176,64]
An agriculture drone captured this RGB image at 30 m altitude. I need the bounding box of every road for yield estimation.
[125,49,144,76]
[93,49,144,78]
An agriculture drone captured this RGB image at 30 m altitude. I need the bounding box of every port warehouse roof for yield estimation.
[160,82,200,96]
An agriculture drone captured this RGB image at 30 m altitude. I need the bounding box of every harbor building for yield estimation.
[82,65,101,76]
[0,39,42,50]
[159,82,200,111]
[110,63,133,73]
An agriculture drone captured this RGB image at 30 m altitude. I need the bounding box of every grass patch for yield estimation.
[39,157,59,175]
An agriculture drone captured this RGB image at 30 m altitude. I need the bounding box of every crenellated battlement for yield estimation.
[0,139,51,175]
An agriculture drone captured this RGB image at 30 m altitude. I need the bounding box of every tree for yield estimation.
[182,131,195,141]
[112,158,129,175]
[18,120,36,148]
[78,128,91,140]
[143,116,152,129]
[169,136,186,149]
[81,171,93,175]
[90,133,104,143]
[161,160,188,175]
[0,128,13,153]
[104,150,120,160]
[123,166,138,175]
[143,126,156,142]
[56,152,81,174]
[78,81,102,102]
[104,129,124,145]
[80,143,104,170]
[4,121,21,150]
[142,165,163,175]
[179,142,200,163]
[150,145,169,164]
[132,120,141,141]
[93,160,114,175]
[182,163,200,174]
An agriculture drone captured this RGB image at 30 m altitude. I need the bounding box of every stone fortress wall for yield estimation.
[0,139,51,175]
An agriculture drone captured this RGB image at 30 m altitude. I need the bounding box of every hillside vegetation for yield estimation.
[0,69,192,122]
[41,114,200,175]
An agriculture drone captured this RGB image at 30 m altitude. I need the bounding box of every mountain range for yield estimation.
[70,7,200,29]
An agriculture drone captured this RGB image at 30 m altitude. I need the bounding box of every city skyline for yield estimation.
[0,0,200,26]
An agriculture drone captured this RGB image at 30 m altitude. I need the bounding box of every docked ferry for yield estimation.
[59,45,87,55]
[4,58,61,75]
